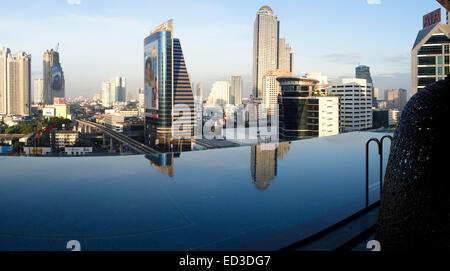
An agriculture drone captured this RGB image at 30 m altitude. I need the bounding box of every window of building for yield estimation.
[445,66,449,75]
[445,56,449,65]
[418,66,436,75]
[418,77,436,86]
[438,66,443,75]
[418,45,442,55]
[445,45,450,54]
[438,56,443,65]
[418,56,436,65]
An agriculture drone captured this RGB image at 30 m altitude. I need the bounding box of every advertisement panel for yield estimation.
[423,8,441,28]
[53,97,66,105]
[144,40,159,111]
[43,108,55,117]
[51,66,64,97]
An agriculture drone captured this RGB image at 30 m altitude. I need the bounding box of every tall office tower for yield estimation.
[278,38,293,72]
[355,65,375,107]
[355,65,373,84]
[329,78,373,132]
[253,5,279,99]
[411,15,450,96]
[373,87,379,100]
[0,47,10,115]
[386,88,408,111]
[101,77,126,107]
[113,77,126,102]
[144,20,195,150]
[34,78,44,104]
[6,51,31,116]
[277,76,339,139]
[262,69,291,114]
[207,81,230,106]
[196,83,203,99]
[228,76,242,105]
[101,81,112,107]
[43,49,65,105]
[137,88,144,108]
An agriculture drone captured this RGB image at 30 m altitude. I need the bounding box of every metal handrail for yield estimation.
[365,135,392,207]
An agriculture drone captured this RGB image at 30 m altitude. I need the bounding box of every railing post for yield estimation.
[379,135,393,198]
[366,138,381,207]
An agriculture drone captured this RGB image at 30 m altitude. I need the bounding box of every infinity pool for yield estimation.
[0,131,391,250]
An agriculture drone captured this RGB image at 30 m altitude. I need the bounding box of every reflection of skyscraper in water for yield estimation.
[145,152,180,177]
[250,142,291,190]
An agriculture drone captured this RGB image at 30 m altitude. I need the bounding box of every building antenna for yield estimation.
[55,42,59,52]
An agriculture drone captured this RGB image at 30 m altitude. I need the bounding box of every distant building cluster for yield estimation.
[101,77,126,107]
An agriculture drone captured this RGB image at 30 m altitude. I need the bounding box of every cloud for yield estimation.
[322,53,361,65]
[67,0,81,5]
[367,0,381,4]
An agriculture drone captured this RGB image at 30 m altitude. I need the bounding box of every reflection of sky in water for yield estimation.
[0,131,391,250]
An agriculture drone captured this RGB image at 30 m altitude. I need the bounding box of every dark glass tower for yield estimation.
[144,20,194,151]
[277,76,319,140]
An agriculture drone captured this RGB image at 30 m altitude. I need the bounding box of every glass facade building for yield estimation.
[411,23,450,96]
[277,77,319,139]
[144,20,194,151]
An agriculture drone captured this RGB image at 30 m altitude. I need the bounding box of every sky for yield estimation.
[0,0,446,99]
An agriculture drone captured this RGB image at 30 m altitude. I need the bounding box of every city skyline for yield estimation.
[0,0,445,99]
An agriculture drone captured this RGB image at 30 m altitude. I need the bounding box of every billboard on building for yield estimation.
[144,40,159,110]
[53,97,66,105]
[43,107,55,117]
[423,8,441,28]
[51,66,64,98]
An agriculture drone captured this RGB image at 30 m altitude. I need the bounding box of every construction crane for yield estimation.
[37,124,58,146]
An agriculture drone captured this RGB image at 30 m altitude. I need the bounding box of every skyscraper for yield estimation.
[228,76,242,105]
[411,19,450,96]
[34,78,44,104]
[207,81,230,106]
[43,49,65,105]
[6,51,31,116]
[386,88,408,111]
[262,69,292,113]
[278,38,293,73]
[253,6,279,99]
[0,47,10,115]
[101,77,126,107]
[144,19,194,150]
[355,65,373,84]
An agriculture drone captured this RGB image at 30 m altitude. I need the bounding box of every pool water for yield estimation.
[0,131,391,250]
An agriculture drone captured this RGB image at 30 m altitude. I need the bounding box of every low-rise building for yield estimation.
[54,131,78,148]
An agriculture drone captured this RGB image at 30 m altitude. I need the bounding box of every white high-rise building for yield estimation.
[6,51,31,116]
[34,78,44,104]
[228,76,242,105]
[253,6,279,99]
[102,81,112,107]
[329,78,373,132]
[207,81,230,106]
[0,47,10,115]
[262,69,292,111]
[101,77,126,107]
[278,38,293,73]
